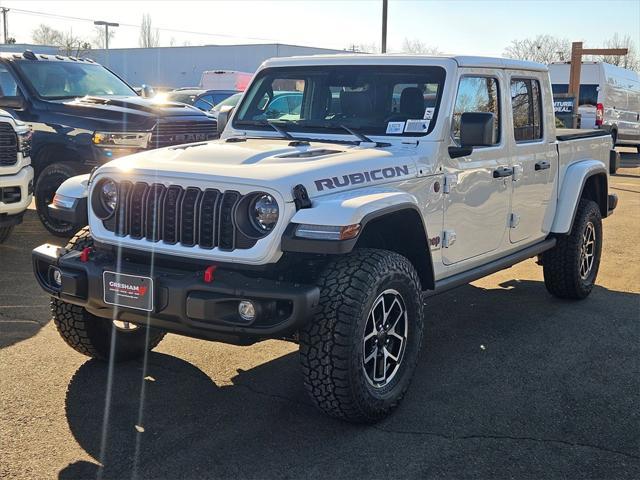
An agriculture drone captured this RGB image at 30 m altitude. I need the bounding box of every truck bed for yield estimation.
[556,129,611,141]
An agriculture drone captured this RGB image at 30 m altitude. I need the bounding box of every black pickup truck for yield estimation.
[0,50,218,235]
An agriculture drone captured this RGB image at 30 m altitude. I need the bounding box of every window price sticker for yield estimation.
[405,119,429,133]
[386,122,405,134]
[424,107,435,120]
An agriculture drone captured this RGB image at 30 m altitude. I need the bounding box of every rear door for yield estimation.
[442,71,511,265]
[507,72,558,243]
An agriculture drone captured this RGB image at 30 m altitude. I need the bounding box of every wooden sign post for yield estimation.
[568,42,629,127]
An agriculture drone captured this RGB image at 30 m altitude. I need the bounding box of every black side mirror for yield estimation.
[0,96,25,110]
[460,112,495,147]
[217,105,235,134]
[449,112,495,159]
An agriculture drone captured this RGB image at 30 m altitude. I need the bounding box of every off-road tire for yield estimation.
[0,225,14,243]
[542,199,602,299]
[35,161,83,237]
[299,249,424,423]
[51,227,165,361]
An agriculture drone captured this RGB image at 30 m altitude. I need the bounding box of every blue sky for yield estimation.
[2,0,639,56]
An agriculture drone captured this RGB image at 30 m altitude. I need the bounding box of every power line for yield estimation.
[11,7,277,43]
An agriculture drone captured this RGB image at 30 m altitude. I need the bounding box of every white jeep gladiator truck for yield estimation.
[32,55,618,422]
[0,109,33,243]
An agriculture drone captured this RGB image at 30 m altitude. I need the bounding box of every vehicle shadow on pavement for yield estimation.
[60,280,640,479]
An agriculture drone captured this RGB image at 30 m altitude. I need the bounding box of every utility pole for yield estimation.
[1,8,9,44]
[94,20,119,66]
[381,0,388,53]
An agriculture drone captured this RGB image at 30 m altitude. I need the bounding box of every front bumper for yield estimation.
[32,244,320,345]
[0,165,33,216]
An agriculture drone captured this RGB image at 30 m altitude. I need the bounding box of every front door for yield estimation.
[508,75,557,243]
[442,72,511,265]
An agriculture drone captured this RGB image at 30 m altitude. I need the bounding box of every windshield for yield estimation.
[212,92,242,112]
[165,92,198,104]
[16,61,136,99]
[234,65,446,137]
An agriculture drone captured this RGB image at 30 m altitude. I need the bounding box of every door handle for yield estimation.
[493,166,514,178]
[535,161,551,171]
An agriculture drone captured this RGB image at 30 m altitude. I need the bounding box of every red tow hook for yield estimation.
[79,247,92,263]
[203,265,217,283]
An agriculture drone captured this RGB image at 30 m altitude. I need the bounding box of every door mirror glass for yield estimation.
[217,105,235,134]
[460,112,495,147]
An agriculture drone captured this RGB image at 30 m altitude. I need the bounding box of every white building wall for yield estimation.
[87,44,345,88]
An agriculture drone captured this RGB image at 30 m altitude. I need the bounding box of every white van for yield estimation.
[199,70,253,92]
[549,61,640,150]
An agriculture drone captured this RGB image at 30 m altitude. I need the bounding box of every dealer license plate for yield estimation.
[103,271,154,312]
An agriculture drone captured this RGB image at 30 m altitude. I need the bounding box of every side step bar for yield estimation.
[425,238,557,298]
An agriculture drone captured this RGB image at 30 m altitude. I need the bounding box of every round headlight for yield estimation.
[250,194,279,232]
[100,179,118,214]
[92,178,119,220]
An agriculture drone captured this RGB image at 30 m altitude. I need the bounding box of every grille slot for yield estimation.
[0,123,18,167]
[128,183,148,239]
[102,182,258,251]
[144,184,167,242]
[198,189,220,249]
[179,187,202,247]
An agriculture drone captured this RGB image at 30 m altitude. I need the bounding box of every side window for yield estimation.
[0,64,19,99]
[452,76,500,145]
[511,78,543,142]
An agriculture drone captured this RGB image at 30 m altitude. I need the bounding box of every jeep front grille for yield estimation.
[149,121,218,148]
[0,123,18,167]
[102,182,257,251]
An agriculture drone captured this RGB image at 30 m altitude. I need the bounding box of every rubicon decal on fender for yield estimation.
[314,165,411,191]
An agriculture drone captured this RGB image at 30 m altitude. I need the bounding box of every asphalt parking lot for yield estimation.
[1,149,639,480]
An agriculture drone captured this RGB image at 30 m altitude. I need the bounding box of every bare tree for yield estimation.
[139,13,160,48]
[32,24,63,45]
[590,34,639,71]
[402,38,441,55]
[504,35,570,63]
[92,25,115,49]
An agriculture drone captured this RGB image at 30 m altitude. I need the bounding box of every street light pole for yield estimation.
[381,0,388,53]
[1,8,9,44]
[94,20,119,64]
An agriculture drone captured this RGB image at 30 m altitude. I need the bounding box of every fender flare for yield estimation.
[281,188,435,288]
[551,160,607,234]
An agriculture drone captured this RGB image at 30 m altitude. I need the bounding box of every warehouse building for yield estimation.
[86,43,345,89]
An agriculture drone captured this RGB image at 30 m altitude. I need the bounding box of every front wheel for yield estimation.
[35,162,83,237]
[542,199,603,299]
[299,249,424,423]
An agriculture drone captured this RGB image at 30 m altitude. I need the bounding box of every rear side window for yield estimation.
[511,78,543,142]
[452,76,501,145]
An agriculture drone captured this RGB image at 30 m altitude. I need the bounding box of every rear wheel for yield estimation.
[35,162,83,237]
[51,227,165,361]
[0,225,14,243]
[542,199,602,299]
[299,249,424,423]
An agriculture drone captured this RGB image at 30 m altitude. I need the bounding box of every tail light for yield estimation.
[596,103,604,126]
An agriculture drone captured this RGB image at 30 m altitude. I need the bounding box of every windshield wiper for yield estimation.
[267,120,295,140]
[339,125,391,148]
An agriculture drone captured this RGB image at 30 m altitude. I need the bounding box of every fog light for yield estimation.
[51,268,62,287]
[238,300,256,322]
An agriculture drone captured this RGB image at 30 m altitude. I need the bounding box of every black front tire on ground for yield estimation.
[35,161,83,237]
[0,225,14,243]
[542,199,602,299]
[51,227,165,361]
[299,249,424,423]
